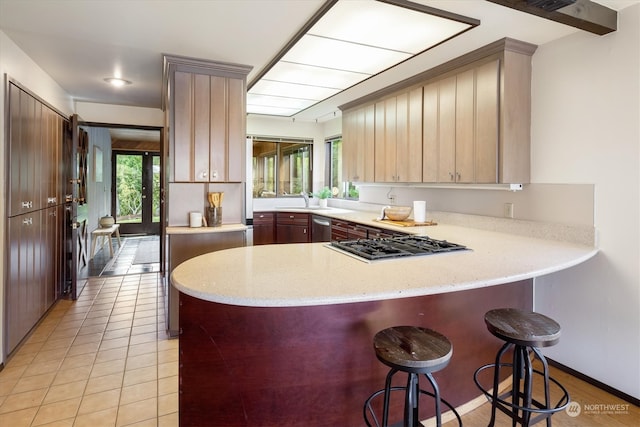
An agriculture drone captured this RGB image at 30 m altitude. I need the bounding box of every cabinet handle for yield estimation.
[289,215,294,219]
[211,170,218,179]
[47,197,57,204]
[200,171,208,179]
[303,228,307,234]
[22,217,33,225]
[456,172,461,181]
[449,172,454,181]
[21,201,33,208]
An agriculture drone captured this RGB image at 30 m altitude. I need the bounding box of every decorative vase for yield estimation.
[319,199,328,209]
[99,215,115,228]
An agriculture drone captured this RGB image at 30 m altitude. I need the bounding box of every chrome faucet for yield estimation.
[301,192,309,208]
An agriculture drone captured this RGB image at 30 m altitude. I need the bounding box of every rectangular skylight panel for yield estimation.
[250,79,341,100]
[247,93,318,110]
[310,1,472,54]
[246,104,302,116]
[283,34,412,75]
[263,62,370,89]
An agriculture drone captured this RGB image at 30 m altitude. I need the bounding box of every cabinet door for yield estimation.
[437,76,457,183]
[209,76,227,182]
[9,84,23,216]
[10,87,41,214]
[253,212,275,245]
[422,82,438,182]
[455,68,475,183]
[7,211,41,353]
[173,71,194,182]
[42,107,60,206]
[194,74,211,182]
[396,88,422,183]
[374,98,397,182]
[276,213,309,243]
[342,108,357,181]
[342,104,375,183]
[276,225,309,243]
[475,60,500,183]
[226,77,245,182]
[330,219,349,241]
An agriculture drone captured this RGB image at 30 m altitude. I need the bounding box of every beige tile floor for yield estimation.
[0,273,178,427]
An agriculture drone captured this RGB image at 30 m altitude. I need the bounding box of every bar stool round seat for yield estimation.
[474,308,570,427]
[364,326,462,427]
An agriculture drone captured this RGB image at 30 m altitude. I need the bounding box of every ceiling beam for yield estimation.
[487,0,617,35]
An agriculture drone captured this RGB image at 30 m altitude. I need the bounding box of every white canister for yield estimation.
[413,201,426,223]
[189,211,203,228]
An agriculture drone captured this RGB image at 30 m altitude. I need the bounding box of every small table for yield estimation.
[91,224,121,258]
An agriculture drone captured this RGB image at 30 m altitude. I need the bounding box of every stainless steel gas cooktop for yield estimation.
[329,235,468,262]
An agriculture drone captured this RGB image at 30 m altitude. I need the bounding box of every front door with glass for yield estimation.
[112,151,160,235]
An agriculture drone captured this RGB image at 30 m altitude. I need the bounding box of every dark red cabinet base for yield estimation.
[179,280,532,426]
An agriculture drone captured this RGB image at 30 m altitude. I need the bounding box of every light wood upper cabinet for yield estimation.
[342,103,374,182]
[374,88,422,183]
[341,38,535,185]
[166,57,251,184]
[475,60,500,183]
[423,75,456,183]
[423,60,500,183]
[172,72,246,183]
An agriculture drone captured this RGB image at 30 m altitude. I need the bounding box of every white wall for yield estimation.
[76,102,163,127]
[531,4,639,399]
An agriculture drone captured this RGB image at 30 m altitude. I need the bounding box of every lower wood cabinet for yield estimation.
[167,230,246,336]
[276,212,309,244]
[253,212,275,245]
[6,207,63,354]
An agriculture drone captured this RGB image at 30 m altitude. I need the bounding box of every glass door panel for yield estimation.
[113,152,159,235]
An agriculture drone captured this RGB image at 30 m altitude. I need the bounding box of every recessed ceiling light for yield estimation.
[104,77,132,87]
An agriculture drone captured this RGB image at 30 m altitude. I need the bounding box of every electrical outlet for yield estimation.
[389,195,396,204]
[504,203,514,218]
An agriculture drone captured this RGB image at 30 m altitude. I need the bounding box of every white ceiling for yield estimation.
[0,0,635,123]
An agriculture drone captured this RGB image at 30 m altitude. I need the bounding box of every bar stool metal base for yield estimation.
[474,342,570,427]
[363,369,462,427]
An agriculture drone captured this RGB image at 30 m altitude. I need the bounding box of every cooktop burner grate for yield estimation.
[330,235,468,261]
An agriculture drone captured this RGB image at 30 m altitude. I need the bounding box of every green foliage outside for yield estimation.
[115,154,160,223]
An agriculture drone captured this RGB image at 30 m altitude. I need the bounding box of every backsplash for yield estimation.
[168,182,244,227]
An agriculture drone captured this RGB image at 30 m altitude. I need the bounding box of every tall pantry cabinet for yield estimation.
[5,82,67,354]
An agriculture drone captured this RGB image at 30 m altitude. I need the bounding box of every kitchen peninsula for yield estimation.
[171,212,597,426]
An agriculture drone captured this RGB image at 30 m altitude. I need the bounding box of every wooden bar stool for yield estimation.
[364,326,462,427]
[474,308,570,426]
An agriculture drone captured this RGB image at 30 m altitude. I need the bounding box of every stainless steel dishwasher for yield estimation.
[311,215,331,242]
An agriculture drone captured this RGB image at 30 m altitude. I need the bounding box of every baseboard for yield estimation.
[548,358,640,407]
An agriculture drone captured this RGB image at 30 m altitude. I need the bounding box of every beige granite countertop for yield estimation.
[171,217,598,307]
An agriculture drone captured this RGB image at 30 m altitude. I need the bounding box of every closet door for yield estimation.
[7,211,41,354]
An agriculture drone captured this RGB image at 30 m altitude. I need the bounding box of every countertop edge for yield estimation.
[170,238,599,308]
